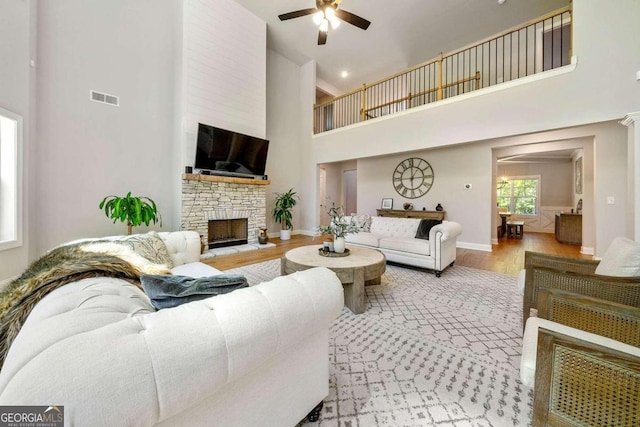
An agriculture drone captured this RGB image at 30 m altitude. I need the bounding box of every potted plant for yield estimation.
[317,202,360,253]
[99,192,161,235]
[272,188,298,240]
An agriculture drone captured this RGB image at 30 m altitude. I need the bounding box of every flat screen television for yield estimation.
[195,123,269,178]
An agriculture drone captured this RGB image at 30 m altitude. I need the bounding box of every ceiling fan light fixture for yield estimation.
[319,18,329,33]
[312,11,324,25]
[330,17,340,29]
[324,7,336,20]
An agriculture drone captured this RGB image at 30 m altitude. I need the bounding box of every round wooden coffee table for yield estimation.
[281,245,386,314]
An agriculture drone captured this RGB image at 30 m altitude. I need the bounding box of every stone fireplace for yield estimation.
[181,174,269,246]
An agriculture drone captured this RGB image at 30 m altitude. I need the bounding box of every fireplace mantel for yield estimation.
[182,173,270,185]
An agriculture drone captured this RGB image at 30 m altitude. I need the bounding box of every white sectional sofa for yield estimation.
[0,231,344,426]
[345,216,463,277]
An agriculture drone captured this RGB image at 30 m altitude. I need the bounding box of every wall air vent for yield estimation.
[90,90,119,107]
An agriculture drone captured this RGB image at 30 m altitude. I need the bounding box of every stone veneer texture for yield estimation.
[181,178,267,244]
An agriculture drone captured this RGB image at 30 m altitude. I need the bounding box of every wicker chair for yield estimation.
[522,288,640,426]
[522,251,640,327]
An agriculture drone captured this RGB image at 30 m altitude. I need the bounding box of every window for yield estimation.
[497,177,539,215]
[0,107,22,250]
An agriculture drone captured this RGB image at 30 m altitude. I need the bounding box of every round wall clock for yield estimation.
[392,157,434,199]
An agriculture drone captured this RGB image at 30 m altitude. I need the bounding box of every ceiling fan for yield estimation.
[278,0,371,45]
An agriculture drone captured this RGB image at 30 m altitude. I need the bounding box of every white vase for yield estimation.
[333,236,346,253]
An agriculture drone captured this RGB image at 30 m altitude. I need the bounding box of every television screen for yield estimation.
[195,123,269,177]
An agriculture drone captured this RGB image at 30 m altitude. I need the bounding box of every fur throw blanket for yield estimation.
[0,241,170,369]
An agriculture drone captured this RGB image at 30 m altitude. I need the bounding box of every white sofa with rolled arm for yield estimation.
[344,216,463,277]
[0,231,344,426]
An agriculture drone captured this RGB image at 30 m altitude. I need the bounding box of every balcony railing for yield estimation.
[314,6,572,134]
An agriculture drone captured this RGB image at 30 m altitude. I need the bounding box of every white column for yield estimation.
[622,112,640,241]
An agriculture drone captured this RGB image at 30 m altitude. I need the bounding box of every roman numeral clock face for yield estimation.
[392,157,434,199]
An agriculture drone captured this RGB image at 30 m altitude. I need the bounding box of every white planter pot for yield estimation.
[280,229,292,240]
[333,236,346,253]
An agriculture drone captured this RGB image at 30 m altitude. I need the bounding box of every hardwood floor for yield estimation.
[203,232,592,276]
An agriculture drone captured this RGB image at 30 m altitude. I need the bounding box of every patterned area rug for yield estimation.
[228,260,532,426]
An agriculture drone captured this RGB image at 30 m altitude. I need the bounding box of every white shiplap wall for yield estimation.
[182,0,266,167]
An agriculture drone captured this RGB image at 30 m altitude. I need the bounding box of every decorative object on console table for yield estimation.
[272,188,298,241]
[376,209,445,220]
[98,192,161,235]
[381,198,393,210]
[435,203,443,211]
[403,202,413,210]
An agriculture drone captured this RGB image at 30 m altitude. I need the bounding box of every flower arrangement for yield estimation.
[317,202,360,238]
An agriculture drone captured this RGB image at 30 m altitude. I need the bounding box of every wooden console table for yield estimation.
[376,209,445,220]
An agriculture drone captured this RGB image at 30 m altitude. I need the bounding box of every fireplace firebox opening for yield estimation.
[208,219,248,249]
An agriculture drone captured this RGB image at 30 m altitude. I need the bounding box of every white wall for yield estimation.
[265,50,304,234]
[182,0,266,167]
[627,115,640,240]
[357,144,493,251]
[350,122,626,255]
[35,0,181,254]
[0,0,36,280]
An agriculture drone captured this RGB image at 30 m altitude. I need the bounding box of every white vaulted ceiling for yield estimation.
[235,0,569,93]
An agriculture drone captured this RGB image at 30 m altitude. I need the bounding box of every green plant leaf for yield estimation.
[99,192,161,232]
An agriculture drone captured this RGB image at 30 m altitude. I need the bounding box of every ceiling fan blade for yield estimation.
[318,30,327,45]
[335,9,371,30]
[278,8,318,21]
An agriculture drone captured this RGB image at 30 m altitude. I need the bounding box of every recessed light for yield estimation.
[497,0,506,4]
[341,71,349,78]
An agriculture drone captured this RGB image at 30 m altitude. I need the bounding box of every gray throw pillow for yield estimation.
[415,219,442,240]
[141,274,248,309]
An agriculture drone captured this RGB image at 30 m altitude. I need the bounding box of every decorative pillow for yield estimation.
[114,231,174,268]
[594,237,640,277]
[415,219,442,240]
[350,214,372,232]
[141,273,248,309]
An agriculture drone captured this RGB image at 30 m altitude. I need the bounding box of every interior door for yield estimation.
[344,169,357,215]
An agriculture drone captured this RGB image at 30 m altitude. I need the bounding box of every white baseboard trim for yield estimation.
[581,246,595,255]
[457,241,492,252]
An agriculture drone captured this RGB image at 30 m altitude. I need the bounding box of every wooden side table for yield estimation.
[281,245,386,314]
